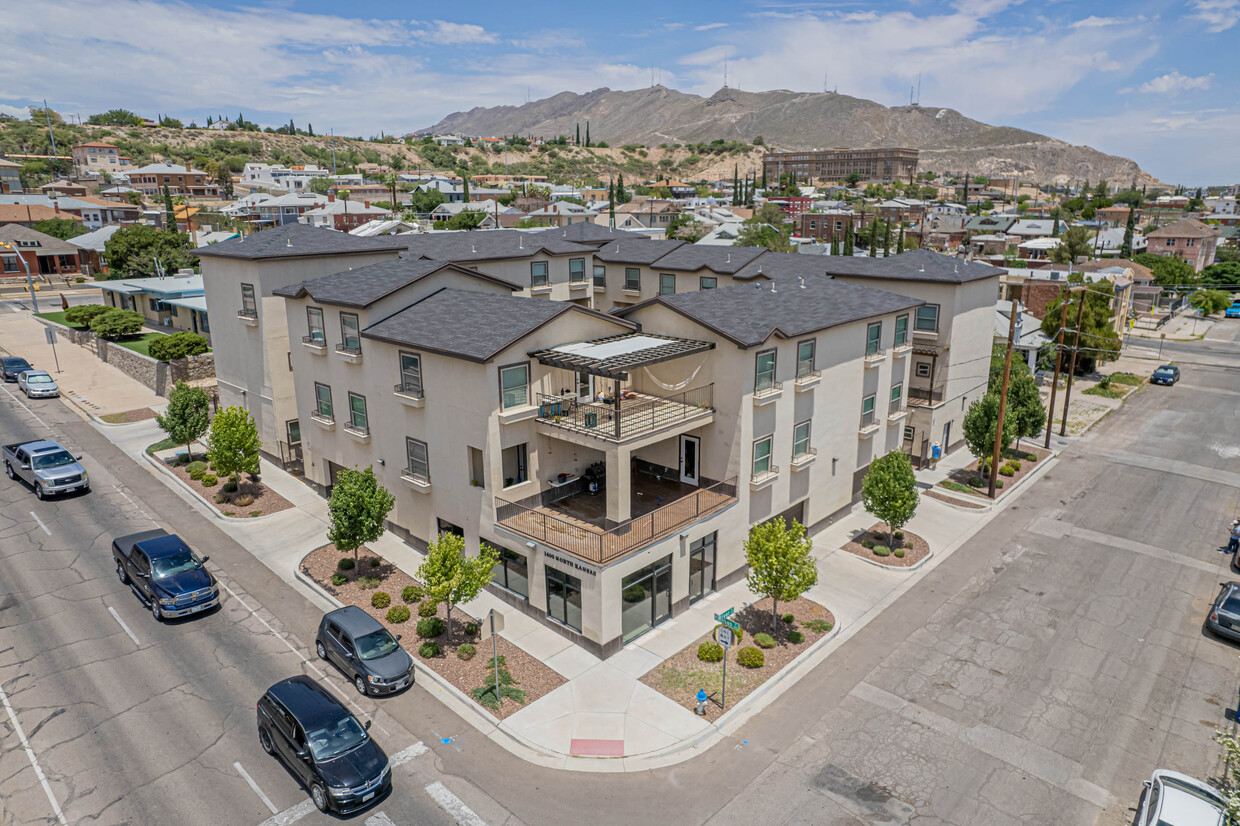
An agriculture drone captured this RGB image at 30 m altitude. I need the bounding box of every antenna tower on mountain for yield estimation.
[917,72,922,104]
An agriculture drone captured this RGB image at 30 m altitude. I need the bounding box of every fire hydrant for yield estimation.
[695,689,708,716]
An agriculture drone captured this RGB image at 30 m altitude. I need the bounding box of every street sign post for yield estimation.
[44,326,60,374]
[486,609,505,703]
[716,626,734,649]
[713,610,739,711]
[714,607,740,633]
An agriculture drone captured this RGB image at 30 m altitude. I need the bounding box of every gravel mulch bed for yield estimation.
[924,489,986,509]
[163,453,294,518]
[842,523,930,567]
[101,408,158,424]
[301,544,564,720]
[640,596,835,722]
[937,444,1052,501]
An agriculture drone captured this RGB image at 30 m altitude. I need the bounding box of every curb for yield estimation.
[142,452,286,523]
[929,452,1058,512]
[842,546,935,573]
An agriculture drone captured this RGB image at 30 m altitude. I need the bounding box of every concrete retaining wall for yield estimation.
[38,319,215,397]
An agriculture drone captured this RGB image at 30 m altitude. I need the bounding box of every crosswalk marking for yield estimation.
[425,781,488,826]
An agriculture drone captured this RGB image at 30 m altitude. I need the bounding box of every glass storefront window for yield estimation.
[491,547,529,599]
[621,555,672,643]
[546,567,582,631]
[689,534,716,604]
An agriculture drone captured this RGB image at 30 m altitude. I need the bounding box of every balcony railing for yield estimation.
[237,308,258,320]
[344,421,370,437]
[753,380,783,401]
[887,404,908,420]
[907,386,945,406]
[335,343,362,357]
[536,384,713,442]
[401,468,430,486]
[393,381,424,399]
[751,464,780,484]
[311,410,334,425]
[495,475,737,565]
[302,334,326,347]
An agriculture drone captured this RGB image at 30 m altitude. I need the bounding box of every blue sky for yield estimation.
[1,0,1235,184]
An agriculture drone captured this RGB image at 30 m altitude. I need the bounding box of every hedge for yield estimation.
[148,331,209,362]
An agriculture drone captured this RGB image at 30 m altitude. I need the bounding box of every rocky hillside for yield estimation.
[423,86,1159,187]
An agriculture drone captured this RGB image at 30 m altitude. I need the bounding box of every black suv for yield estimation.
[1,357,32,383]
[316,606,414,696]
[257,676,391,814]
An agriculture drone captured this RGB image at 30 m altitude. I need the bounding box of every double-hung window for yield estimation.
[752,435,773,477]
[754,349,777,392]
[347,393,368,434]
[861,394,876,426]
[313,383,333,421]
[405,438,430,483]
[500,364,530,410]
[915,304,939,333]
[796,339,816,378]
[793,421,812,457]
[306,307,325,343]
[530,260,549,287]
[624,268,641,291]
[592,264,606,287]
[659,274,675,295]
[890,383,903,408]
[398,352,423,397]
[339,312,361,353]
[894,314,909,347]
[240,283,257,317]
[569,258,585,283]
[866,322,882,356]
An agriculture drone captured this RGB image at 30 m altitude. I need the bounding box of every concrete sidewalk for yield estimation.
[1127,310,1211,342]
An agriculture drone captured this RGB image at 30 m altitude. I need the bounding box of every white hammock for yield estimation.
[642,357,707,391]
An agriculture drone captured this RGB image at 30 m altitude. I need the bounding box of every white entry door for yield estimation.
[576,371,594,403]
[680,435,701,486]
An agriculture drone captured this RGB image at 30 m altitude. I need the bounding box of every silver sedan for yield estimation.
[1206,581,1240,642]
[17,370,59,398]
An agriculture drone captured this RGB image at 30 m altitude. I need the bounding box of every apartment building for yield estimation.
[127,163,220,197]
[275,257,920,656]
[0,158,22,194]
[71,142,131,176]
[762,148,919,184]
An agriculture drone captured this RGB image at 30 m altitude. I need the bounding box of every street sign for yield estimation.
[714,607,734,622]
[716,626,734,649]
[480,608,504,639]
[44,327,56,344]
[714,607,740,632]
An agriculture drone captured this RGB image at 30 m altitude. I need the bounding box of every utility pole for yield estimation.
[989,286,1020,498]
[330,129,337,175]
[1044,285,1067,449]
[1058,287,1088,437]
[44,99,60,181]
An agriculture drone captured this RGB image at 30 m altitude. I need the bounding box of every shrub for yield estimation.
[401,585,423,603]
[967,476,983,487]
[338,558,356,571]
[214,492,227,503]
[782,613,795,624]
[787,630,805,644]
[463,622,478,637]
[330,573,347,586]
[64,303,111,326]
[75,276,86,284]
[1006,459,1022,471]
[457,643,476,660]
[861,538,875,549]
[1024,452,1038,462]
[417,617,445,638]
[222,479,239,493]
[369,557,381,568]
[715,625,742,645]
[805,619,833,633]
[89,308,144,339]
[148,331,209,362]
[372,591,391,609]
[418,599,438,618]
[201,474,218,487]
[754,633,776,649]
[996,479,1004,488]
[386,605,411,624]
[893,530,904,540]
[698,642,724,662]
[186,460,207,478]
[418,641,440,658]
[357,575,381,590]
[621,584,646,603]
[873,545,892,557]
[737,646,765,668]
[233,493,254,507]
[249,510,262,518]
[999,465,1015,477]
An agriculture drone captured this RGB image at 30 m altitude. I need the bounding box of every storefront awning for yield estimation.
[529,332,714,380]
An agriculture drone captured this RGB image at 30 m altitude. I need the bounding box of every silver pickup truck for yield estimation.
[3,440,90,499]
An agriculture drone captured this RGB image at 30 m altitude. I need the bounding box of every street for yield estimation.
[1,321,1238,825]
[0,288,102,315]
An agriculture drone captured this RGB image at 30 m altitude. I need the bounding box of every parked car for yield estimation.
[1,356,33,382]
[1151,364,1180,386]
[17,370,59,398]
[257,676,391,814]
[111,529,219,621]
[1225,303,1240,319]
[3,439,89,498]
[315,606,414,697]
[1206,582,1240,642]
[1137,769,1227,825]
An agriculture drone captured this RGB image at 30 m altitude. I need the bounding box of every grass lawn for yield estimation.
[35,311,86,329]
[1108,372,1143,386]
[1084,383,1125,399]
[113,332,166,358]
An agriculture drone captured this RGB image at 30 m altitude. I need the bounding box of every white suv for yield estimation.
[1138,770,1228,826]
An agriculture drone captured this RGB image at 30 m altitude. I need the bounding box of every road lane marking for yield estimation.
[0,681,69,826]
[255,798,315,826]
[390,740,428,767]
[235,761,279,814]
[111,484,158,526]
[365,812,397,826]
[0,383,53,432]
[1027,516,1222,574]
[425,781,488,826]
[107,606,141,646]
[29,511,51,535]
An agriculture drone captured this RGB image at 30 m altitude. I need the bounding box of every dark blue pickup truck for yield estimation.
[112,530,220,621]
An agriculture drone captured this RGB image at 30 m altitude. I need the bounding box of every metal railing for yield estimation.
[335,343,362,356]
[494,475,738,565]
[393,381,424,399]
[753,379,783,398]
[236,308,258,320]
[887,404,908,418]
[401,468,430,486]
[301,334,326,347]
[792,446,817,463]
[864,347,886,361]
[311,410,334,425]
[536,384,713,441]
[795,365,820,383]
[751,464,779,483]
[860,410,877,429]
[344,421,370,437]
[907,386,945,404]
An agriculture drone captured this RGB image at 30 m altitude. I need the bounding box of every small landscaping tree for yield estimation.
[861,450,919,546]
[89,308,144,339]
[327,465,394,563]
[148,331,210,362]
[744,519,818,633]
[155,381,210,461]
[1190,289,1232,317]
[206,405,260,487]
[64,303,111,327]
[417,534,499,643]
[962,393,1016,476]
[1006,370,1046,449]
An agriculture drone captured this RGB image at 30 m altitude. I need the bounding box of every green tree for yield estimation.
[1190,289,1232,316]
[102,224,199,278]
[896,225,905,254]
[31,218,86,240]
[1038,281,1120,373]
[155,380,210,459]
[744,519,818,633]
[861,450,919,546]
[882,221,892,257]
[1049,225,1091,265]
[64,304,110,326]
[148,331,210,361]
[445,209,486,231]
[308,176,332,195]
[1134,252,1199,289]
[845,172,862,188]
[1005,368,1046,448]
[830,237,840,256]
[735,221,792,252]
[89,308,144,339]
[406,188,447,214]
[87,109,143,126]
[1200,262,1240,286]
[327,465,394,563]
[417,533,499,642]
[868,215,879,257]
[162,185,176,229]
[462,175,470,202]
[843,220,855,256]
[206,405,260,487]
[963,393,1015,475]
[1120,207,1136,258]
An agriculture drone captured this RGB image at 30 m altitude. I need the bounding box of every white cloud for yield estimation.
[1071,15,1124,27]
[694,22,729,31]
[1190,0,1240,32]
[679,45,737,66]
[1138,71,1214,93]
[414,20,498,45]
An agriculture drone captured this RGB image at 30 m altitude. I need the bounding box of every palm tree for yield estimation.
[384,173,399,213]
[339,189,350,220]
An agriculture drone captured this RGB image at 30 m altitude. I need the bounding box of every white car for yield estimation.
[1138,769,1228,826]
[17,370,59,398]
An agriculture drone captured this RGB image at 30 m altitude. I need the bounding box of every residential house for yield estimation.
[128,163,220,197]
[1145,218,1220,272]
[767,197,814,220]
[995,299,1049,371]
[71,142,131,177]
[302,197,391,232]
[255,192,329,227]
[1095,205,1142,227]
[964,215,1018,235]
[0,202,84,229]
[522,202,599,228]
[0,158,22,194]
[647,179,696,199]
[0,224,84,278]
[38,181,89,197]
[598,200,681,231]
[350,219,421,237]
[1090,227,1147,257]
[97,274,212,340]
[1006,267,1133,335]
[799,210,856,243]
[1077,259,1159,313]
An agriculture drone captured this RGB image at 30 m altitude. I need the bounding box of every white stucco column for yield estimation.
[606,449,631,523]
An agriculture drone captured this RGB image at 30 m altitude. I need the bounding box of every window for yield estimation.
[624,267,641,291]
[915,362,932,378]
[286,419,301,445]
[313,382,333,420]
[915,304,939,332]
[398,352,423,396]
[405,437,430,483]
[499,363,530,410]
[754,349,777,392]
[700,276,717,290]
[866,322,882,356]
[569,258,585,283]
[305,307,324,342]
[894,314,909,347]
[659,274,675,295]
[240,283,257,317]
[752,435,773,477]
[861,394,876,426]
[502,443,528,487]
[530,260,549,287]
[1,256,17,273]
[339,312,361,352]
[808,220,816,230]
[793,421,811,457]
[546,567,582,631]
[903,425,915,441]
[592,264,606,287]
[796,339,815,378]
[491,547,529,599]
[890,383,903,407]
[1165,238,1176,247]
[347,393,368,433]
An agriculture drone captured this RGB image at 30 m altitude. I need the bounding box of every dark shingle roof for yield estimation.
[400,229,594,263]
[195,222,408,260]
[635,243,768,275]
[532,223,645,246]
[273,258,518,307]
[363,288,633,361]
[617,278,922,348]
[733,250,836,282]
[822,249,1003,283]
[593,238,686,265]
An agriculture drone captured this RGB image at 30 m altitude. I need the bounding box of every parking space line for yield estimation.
[107,606,141,646]
[0,681,69,826]
[29,511,51,535]
[0,383,53,432]
[425,781,488,826]
[390,741,428,768]
[255,798,315,826]
[234,761,279,815]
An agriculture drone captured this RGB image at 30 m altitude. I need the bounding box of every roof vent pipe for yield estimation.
[727,252,731,263]
[799,277,806,289]
[286,238,291,247]
[472,244,476,253]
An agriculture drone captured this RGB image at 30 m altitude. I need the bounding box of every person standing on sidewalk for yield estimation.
[1226,520,1240,555]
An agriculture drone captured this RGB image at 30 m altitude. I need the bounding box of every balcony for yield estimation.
[536,384,714,444]
[344,421,370,442]
[791,448,817,470]
[794,367,820,391]
[892,338,912,357]
[887,404,909,422]
[907,386,945,408]
[858,412,879,437]
[301,335,327,354]
[495,473,738,565]
[753,380,783,405]
[750,464,780,490]
[863,348,886,367]
[310,411,335,430]
[237,308,258,326]
[393,382,425,408]
[400,469,431,493]
[335,343,362,363]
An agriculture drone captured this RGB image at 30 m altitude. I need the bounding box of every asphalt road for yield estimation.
[2,320,1239,826]
[0,288,102,315]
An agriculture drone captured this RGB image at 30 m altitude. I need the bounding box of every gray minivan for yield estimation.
[315,606,414,696]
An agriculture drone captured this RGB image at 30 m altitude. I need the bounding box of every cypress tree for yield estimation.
[897,225,905,254]
[207,115,212,126]
[830,237,840,256]
[163,186,176,230]
[868,216,879,257]
[1120,206,1135,258]
[761,165,767,192]
[882,221,892,257]
[576,123,581,145]
[843,220,854,256]
[732,164,739,207]
[585,122,590,147]
[462,175,470,201]
[308,123,314,137]
[617,172,626,204]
